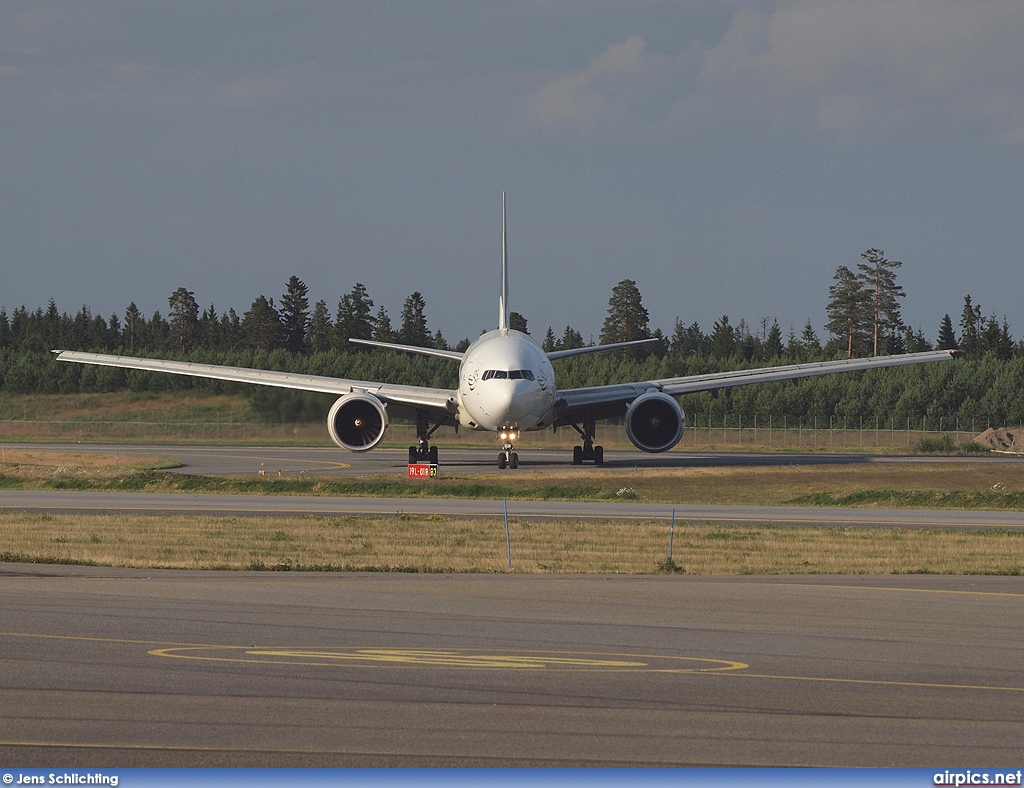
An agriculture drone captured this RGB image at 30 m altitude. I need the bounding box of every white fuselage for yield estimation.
[456,329,556,433]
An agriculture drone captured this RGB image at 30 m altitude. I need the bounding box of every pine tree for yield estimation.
[903,326,931,353]
[764,319,784,359]
[558,325,584,351]
[936,314,957,350]
[335,283,375,348]
[307,300,333,353]
[600,279,651,358]
[710,316,738,359]
[199,304,220,350]
[398,292,430,347]
[670,319,705,357]
[42,299,61,348]
[123,303,145,352]
[107,313,121,349]
[372,306,394,343]
[0,308,10,349]
[959,295,982,353]
[801,319,822,360]
[857,249,905,356]
[279,275,310,353]
[825,265,871,357]
[220,308,244,351]
[167,287,200,351]
[542,327,557,352]
[509,311,528,334]
[242,295,283,351]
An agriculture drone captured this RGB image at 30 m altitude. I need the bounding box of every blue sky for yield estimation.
[2,1,1022,345]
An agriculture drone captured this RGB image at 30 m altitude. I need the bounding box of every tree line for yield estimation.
[2,252,1023,426]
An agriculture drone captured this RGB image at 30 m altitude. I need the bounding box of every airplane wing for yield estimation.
[553,349,958,424]
[53,350,458,420]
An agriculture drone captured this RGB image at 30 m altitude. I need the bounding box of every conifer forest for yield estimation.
[2,255,1022,429]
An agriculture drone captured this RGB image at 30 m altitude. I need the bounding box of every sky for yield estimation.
[2,1,1023,346]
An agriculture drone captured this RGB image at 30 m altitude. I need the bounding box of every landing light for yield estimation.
[501,431,517,441]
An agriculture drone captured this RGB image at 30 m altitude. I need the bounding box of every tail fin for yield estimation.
[499,191,509,332]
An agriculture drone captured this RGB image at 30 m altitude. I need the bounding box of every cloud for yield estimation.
[520,34,680,131]
[696,0,1024,145]
[206,61,331,110]
[519,1,1024,147]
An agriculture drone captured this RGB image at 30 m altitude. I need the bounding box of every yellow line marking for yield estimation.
[0,739,826,766]
[5,631,1023,691]
[149,647,748,673]
[771,582,1024,598]
[0,631,224,648]
[0,739,388,755]
[723,672,1024,693]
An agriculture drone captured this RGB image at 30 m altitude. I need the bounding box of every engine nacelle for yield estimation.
[327,392,388,452]
[625,391,685,453]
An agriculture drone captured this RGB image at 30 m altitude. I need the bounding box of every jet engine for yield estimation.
[625,391,685,453]
[327,393,388,451]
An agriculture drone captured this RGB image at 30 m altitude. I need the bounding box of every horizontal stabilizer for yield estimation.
[348,338,464,361]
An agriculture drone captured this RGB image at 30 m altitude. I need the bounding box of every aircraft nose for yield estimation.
[490,379,534,423]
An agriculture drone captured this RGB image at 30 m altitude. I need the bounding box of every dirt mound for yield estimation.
[974,427,1024,452]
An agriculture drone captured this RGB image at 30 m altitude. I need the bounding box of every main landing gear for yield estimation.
[408,411,440,465]
[498,429,519,470]
[570,413,604,465]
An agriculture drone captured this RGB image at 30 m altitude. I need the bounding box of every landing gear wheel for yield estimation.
[509,452,519,469]
[571,413,604,465]
[498,453,507,470]
[409,410,441,466]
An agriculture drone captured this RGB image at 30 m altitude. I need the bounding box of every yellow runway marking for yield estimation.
[5,630,1023,691]
[773,582,1024,598]
[725,672,1024,694]
[148,646,748,673]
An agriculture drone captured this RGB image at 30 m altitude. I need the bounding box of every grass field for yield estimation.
[2,512,1022,575]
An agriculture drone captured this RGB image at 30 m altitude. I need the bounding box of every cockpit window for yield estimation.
[482,369,535,381]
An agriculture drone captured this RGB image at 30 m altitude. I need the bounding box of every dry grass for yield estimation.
[2,512,1022,574]
[0,448,174,480]
[482,462,1024,507]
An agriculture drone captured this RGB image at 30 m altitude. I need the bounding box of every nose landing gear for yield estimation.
[498,430,519,469]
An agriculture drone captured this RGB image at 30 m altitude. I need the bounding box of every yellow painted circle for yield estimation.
[149,646,749,673]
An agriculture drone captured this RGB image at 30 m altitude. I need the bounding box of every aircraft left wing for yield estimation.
[53,350,458,418]
[553,349,958,423]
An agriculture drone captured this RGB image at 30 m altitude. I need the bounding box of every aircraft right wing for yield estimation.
[554,349,958,424]
[52,350,458,420]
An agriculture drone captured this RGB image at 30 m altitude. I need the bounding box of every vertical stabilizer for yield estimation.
[499,192,509,332]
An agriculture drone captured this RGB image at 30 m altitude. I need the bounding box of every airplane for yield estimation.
[54,195,957,469]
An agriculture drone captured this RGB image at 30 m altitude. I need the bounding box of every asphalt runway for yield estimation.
[6,441,1024,478]
[2,444,1023,766]
[1,565,1022,767]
